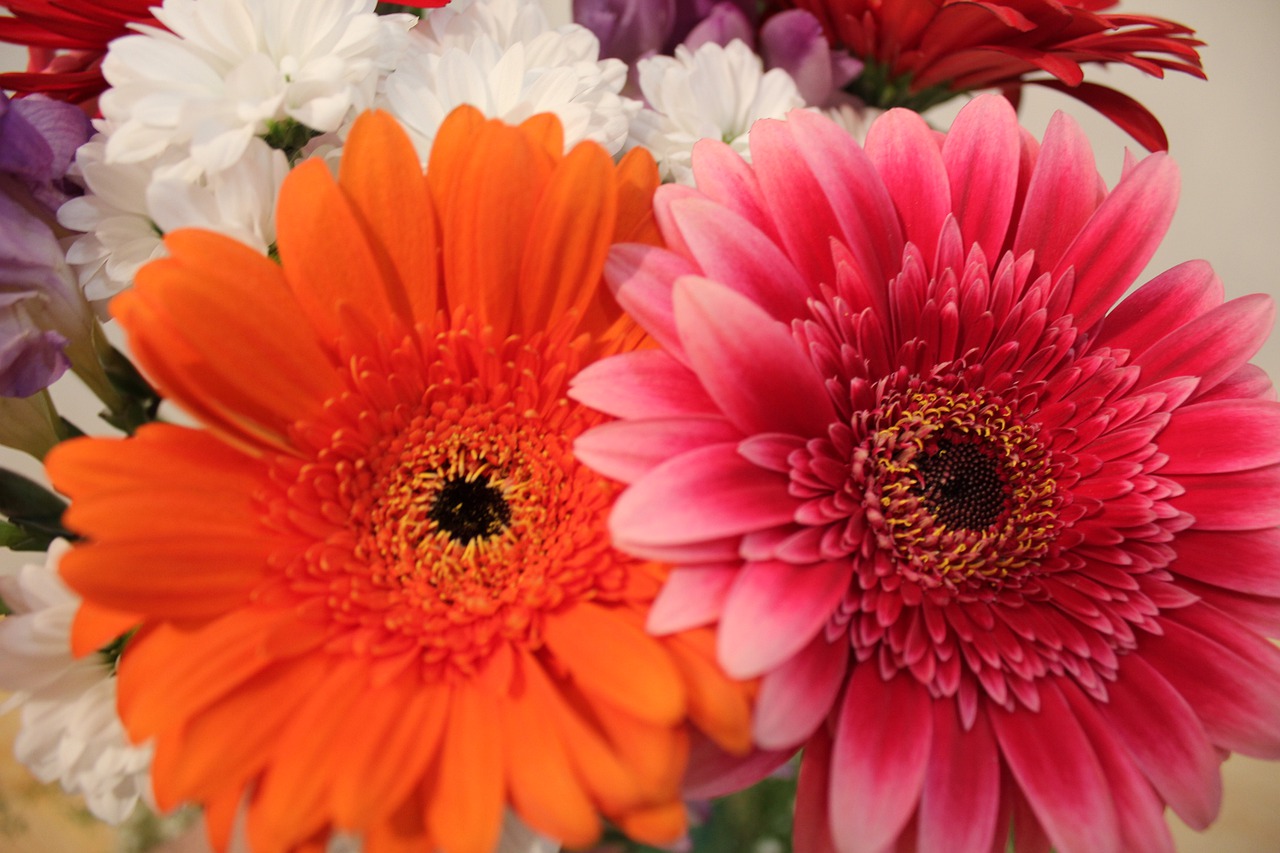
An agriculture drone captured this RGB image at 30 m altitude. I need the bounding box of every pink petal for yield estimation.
[573,416,742,484]
[917,703,1000,853]
[778,108,903,297]
[1170,464,1280,530]
[682,734,794,800]
[747,116,852,288]
[1158,399,1280,474]
[990,680,1123,853]
[664,196,816,322]
[717,558,853,679]
[828,666,933,853]
[1057,152,1179,331]
[674,276,838,438]
[1142,604,1280,759]
[754,632,850,750]
[605,243,700,362]
[1059,681,1177,853]
[688,137,780,244]
[942,95,1021,264]
[568,349,716,419]
[865,106,951,262]
[610,443,798,553]
[1093,260,1223,353]
[1193,363,1275,404]
[1099,654,1222,829]
[795,725,840,853]
[1181,580,1280,637]
[1134,293,1275,396]
[646,565,738,635]
[1014,110,1104,273]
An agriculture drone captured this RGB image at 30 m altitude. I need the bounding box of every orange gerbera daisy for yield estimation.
[45,108,753,853]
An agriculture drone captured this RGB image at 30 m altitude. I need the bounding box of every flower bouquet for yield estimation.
[1,2,1277,853]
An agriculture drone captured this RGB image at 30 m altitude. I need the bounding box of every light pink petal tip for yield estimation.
[673,276,838,438]
[717,558,854,679]
[609,443,798,555]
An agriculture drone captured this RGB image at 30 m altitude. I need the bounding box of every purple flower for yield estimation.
[0,90,98,402]
[0,92,92,214]
[576,0,861,109]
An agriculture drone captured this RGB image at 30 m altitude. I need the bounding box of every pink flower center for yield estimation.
[862,385,1065,587]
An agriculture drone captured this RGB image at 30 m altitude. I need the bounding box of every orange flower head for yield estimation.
[46,108,753,853]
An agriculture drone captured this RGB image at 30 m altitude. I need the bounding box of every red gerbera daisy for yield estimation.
[572,95,1280,853]
[0,1,158,106]
[768,0,1204,150]
[46,108,752,853]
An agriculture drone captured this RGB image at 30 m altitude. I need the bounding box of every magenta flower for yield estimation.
[572,95,1280,853]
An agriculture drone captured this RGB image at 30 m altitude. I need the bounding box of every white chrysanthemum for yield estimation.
[59,132,288,304]
[99,0,415,174]
[629,39,805,184]
[0,541,152,824]
[380,0,636,159]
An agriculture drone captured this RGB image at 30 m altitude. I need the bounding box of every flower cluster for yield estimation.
[1,3,1274,853]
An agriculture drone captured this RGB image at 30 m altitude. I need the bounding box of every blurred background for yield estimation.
[1,0,1278,850]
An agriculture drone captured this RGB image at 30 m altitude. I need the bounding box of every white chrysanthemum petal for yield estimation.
[0,542,153,825]
[58,132,286,304]
[630,39,807,184]
[378,0,637,160]
[99,0,414,174]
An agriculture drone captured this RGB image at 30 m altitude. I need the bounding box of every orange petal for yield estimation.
[59,538,267,619]
[426,105,487,201]
[69,600,139,658]
[614,800,689,847]
[423,682,506,853]
[544,680,647,814]
[613,145,662,247]
[148,653,328,810]
[252,661,370,848]
[330,678,451,829]
[117,609,320,739]
[542,601,685,726]
[661,628,755,755]
[501,653,601,847]
[276,158,407,343]
[517,112,566,159]
[121,231,342,450]
[591,700,688,804]
[435,118,553,335]
[47,424,264,500]
[516,140,618,334]
[64,486,262,542]
[338,111,441,324]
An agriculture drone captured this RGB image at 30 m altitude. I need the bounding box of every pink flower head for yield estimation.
[572,95,1280,853]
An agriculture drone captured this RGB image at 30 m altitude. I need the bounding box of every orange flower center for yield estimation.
[263,310,628,678]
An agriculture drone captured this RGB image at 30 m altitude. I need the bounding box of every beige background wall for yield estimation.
[2,1,1278,850]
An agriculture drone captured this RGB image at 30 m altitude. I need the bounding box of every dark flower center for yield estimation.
[864,384,1065,586]
[914,438,1007,530]
[428,475,512,544]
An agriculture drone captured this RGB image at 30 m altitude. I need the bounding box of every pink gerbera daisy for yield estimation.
[571,95,1280,853]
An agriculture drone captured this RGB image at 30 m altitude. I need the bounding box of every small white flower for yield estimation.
[380,0,637,160]
[629,39,805,184]
[59,132,288,305]
[0,541,152,824]
[99,0,415,174]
